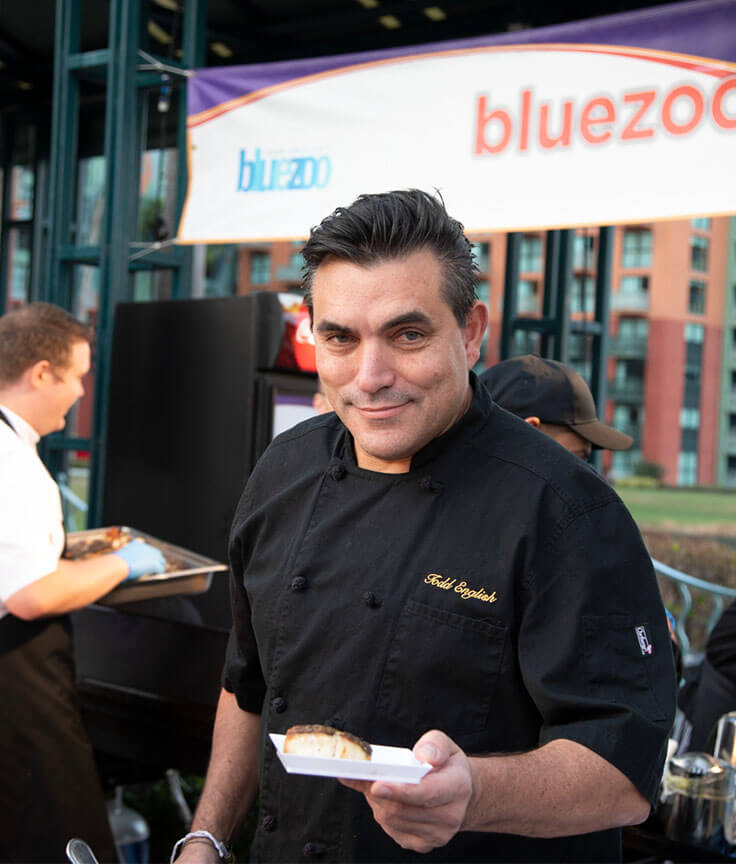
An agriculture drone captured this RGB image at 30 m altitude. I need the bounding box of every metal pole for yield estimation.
[88,0,142,525]
[500,232,521,360]
[589,226,613,471]
[553,229,573,362]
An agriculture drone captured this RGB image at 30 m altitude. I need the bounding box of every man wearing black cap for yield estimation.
[481,354,681,675]
[480,354,632,461]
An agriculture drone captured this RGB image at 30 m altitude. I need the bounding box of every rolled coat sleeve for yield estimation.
[519,497,677,807]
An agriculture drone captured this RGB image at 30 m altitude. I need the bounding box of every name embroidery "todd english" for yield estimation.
[424,574,497,603]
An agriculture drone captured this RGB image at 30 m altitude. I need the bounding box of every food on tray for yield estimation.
[284,725,372,761]
[63,527,187,573]
[64,526,132,559]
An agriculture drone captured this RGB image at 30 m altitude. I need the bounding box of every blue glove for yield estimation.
[113,540,167,581]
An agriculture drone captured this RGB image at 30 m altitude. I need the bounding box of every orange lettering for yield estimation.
[538,101,573,148]
[712,77,736,129]
[621,90,656,140]
[580,96,615,144]
[474,95,512,155]
[662,85,704,135]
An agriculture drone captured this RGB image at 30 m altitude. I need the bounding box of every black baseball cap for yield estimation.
[480,354,633,451]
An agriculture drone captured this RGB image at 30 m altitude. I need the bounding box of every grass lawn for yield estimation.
[615,485,736,532]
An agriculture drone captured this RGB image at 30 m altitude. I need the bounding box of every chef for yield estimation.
[0,302,166,863]
[174,190,676,863]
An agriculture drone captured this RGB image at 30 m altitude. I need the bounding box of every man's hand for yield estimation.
[339,730,473,853]
[112,540,167,581]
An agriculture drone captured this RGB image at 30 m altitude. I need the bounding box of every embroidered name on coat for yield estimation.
[424,573,497,603]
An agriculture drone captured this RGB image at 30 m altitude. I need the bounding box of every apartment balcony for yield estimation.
[610,335,648,358]
[608,378,645,402]
[611,291,649,311]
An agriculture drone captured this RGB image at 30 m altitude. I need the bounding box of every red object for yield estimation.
[293,305,316,372]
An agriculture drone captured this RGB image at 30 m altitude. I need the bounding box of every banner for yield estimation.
[177,0,736,243]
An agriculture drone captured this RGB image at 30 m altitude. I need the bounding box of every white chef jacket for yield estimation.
[0,405,65,620]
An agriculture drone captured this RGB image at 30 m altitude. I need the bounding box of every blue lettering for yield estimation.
[315,156,331,188]
[238,149,331,192]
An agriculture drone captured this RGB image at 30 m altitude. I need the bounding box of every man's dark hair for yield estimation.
[0,302,92,387]
[301,189,479,326]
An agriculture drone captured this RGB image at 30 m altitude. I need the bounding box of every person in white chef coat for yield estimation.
[0,301,165,863]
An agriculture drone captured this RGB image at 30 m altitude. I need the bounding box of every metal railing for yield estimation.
[652,557,736,660]
[58,471,89,532]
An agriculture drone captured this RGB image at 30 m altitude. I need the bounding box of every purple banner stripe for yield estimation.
[188,0,736,117]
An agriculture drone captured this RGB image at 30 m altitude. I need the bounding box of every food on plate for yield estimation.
[284,724,372,761]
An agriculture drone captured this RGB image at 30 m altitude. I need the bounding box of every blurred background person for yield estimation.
[312,377,332,415]
[0,302,166,863]
[479,353,632,459]
[481,353,681,680]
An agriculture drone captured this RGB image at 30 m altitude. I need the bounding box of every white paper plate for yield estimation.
[269,733,432,784]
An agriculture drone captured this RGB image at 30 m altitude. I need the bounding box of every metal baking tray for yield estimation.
[64,526,228,605]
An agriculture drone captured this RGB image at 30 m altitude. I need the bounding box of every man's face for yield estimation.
[538,422,592,461]
[312,248,486,473]
[38,340,90,435]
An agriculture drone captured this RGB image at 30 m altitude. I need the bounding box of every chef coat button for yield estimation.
[290,576,307,592]
[363,591,382,608]
[419,475,442,493]
[271,696,287,713]
[262,814,277,832]
[303,841,326,858]
[329,464,346,481]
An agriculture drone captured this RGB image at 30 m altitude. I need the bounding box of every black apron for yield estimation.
[0,408,116,862]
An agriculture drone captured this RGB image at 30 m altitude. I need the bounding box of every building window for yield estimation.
[680,408,700,428]
[620,275,649,294]
[517,279,539,313]
[612,449,640,479]
[622,228,652,268]
[574,234,595,270]
[690,235,709,272]
[685,322,705,344]
[250,251,271,284]
[512,329,541,355]
[688,280,706,314]
[471,242,489,273]
[571,275,594,314]
[520,235,542,272]
[677,452,698,486]
[476,281,489,304]
[691,217,711,230]
[618,317,648,342]
[730,370,736,392]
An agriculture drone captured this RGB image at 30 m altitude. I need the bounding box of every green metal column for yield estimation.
[173,0,207,299]
[45,0,81,308]
[500,232,521,359]
[87,0,144,524]
[551,229,573,362]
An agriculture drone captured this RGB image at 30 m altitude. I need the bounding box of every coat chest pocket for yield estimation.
[375,600,507,736]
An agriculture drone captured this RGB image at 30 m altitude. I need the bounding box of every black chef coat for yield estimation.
[224,375,676,863]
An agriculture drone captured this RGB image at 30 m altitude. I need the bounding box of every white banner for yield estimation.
[178,43,736,242]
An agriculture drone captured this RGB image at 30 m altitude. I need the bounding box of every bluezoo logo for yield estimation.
[237,148,332,192]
